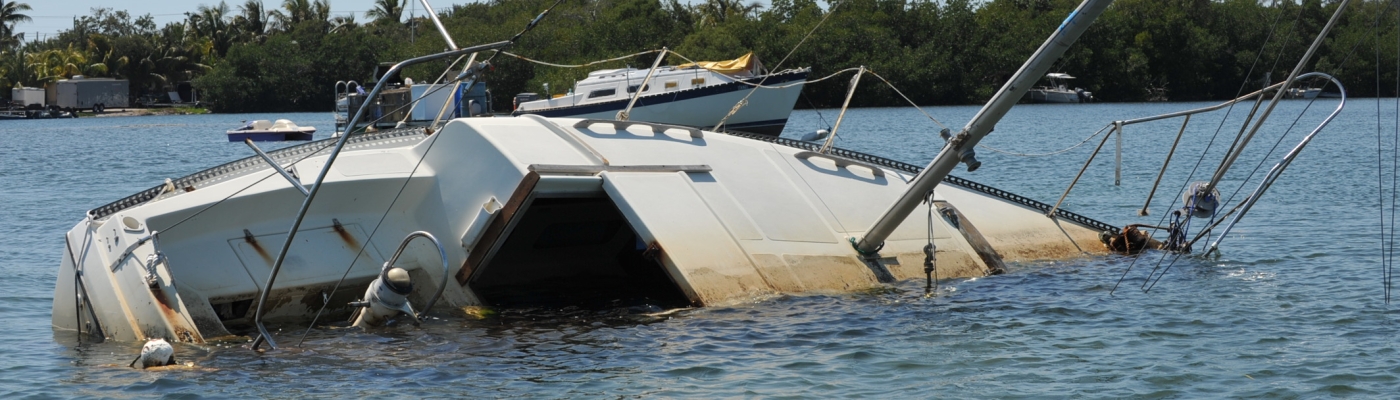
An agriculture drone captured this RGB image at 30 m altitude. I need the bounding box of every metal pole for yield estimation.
[856,0,1114,253]
[250,41,511,351]
[820,66,864,154]
[1205,73,1345,253]
[245,139,310,196]
[1047,124,1115,217]
[1114,121,1122,186]
[1138,115,1189,216]
[418,0,458,50]
[1202,0,1351,195]
[618,48,668,121]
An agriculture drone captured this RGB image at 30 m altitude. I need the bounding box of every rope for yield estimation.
[876,67,1099,157]
[864,69,948,131]
[977,125,1110,157]
[923,190,938,296]
[501,49,662,69]
[713,0,844,131]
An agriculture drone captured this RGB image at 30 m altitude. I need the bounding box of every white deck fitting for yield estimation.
[54,116,1109,342]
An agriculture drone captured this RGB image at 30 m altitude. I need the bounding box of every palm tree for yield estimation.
[0,1,32,50]
[83,33,128,77]
[26,44,88,82]
[268,0,313,31]
[187,1,236,58]
[329,14,358,34]
[695,0,761,28]
[365,0,404,25]
[233,0,268,41]
[312,0,331,24]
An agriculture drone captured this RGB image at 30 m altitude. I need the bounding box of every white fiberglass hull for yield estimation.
[514,71,807,136]
[54,116,1115,343]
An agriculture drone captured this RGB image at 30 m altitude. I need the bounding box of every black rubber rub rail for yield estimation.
[88,128,429,220]
[721,130,1120,234]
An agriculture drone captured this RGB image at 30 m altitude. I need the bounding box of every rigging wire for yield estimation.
[501,49,663,69]
[1112,0,1297,296]
[1386,2,1399,304]
[294,1,569,341]
[298,124,446,346]
[1138,1,1313,293]
[711,0,844,131]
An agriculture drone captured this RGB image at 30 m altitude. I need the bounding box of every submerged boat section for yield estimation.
[54,114,1116,343]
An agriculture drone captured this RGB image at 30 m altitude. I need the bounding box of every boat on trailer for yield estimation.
[50,0,1351,350]
[512,52,808,136]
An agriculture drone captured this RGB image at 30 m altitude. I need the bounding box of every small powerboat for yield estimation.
[227,119,315,142]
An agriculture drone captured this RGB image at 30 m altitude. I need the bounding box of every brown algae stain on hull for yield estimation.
[331,222,364,253]
[147,285,202,343]
[243,232,274,266]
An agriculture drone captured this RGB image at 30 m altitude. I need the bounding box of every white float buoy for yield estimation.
[801,129,830,142]
[130,338,176,369]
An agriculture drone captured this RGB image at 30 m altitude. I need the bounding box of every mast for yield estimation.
[854,0,1114,254]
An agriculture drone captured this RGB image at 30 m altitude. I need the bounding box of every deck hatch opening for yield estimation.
[468,196,690,309]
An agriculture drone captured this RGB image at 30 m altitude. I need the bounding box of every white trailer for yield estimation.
[54,77,128,111]
[10,87,44,107]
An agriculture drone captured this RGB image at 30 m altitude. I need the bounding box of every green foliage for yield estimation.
[196,21,393,112]
[7,0,1400,109]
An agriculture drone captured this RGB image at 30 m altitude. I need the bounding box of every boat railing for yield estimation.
[383,231,451,321]
[1044,72,1339,220]
[1202,73,1345,253]
[251,40,513,351]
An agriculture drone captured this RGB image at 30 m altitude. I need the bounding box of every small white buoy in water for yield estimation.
[130,338,176,369]
[801,129,830,141]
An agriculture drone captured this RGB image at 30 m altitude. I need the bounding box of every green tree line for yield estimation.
[2,0,1398,113]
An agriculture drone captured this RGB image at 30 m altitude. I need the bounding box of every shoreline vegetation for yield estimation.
[80,106,210,117]
[2,0,1395,114]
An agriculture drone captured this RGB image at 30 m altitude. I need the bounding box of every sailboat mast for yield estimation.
[855,0,1114,253]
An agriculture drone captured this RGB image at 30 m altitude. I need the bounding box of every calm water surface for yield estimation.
[3,101,1398,398]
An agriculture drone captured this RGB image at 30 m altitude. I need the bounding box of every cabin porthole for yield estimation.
[121,216,144,232]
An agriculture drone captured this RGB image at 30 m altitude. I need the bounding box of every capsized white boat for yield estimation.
[48,1,1126,347]
[52,0,1351,350]
[512,52,808,136]
[54,111,1122,343]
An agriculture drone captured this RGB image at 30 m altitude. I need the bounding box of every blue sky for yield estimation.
[18,0,774,44]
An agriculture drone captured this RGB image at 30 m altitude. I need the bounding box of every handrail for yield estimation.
[244,139,309,196]
[572,119,702,139]
[1203,72,1345,253]
[251,41,512,351]
[1042,74,1332,219]
[382,231,451,321]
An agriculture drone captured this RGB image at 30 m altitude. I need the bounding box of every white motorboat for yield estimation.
[227,119,316,142]
[512,52,808,136]
[1024,73,1093,103]
[1285,86,1322,99]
